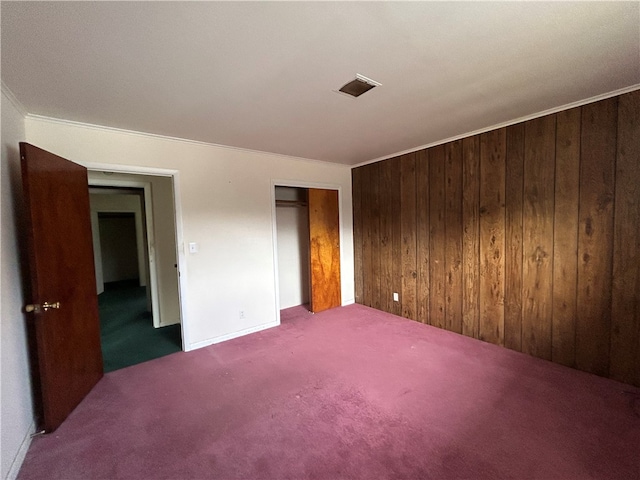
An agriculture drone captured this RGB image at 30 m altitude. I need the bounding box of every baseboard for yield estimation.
[6,420,35,480]
[187,320,280,351]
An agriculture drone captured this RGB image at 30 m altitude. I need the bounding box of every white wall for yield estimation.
[1,90,34,478]
[25,117,354,350]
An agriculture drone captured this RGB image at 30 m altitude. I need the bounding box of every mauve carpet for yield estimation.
[18,304,640,479]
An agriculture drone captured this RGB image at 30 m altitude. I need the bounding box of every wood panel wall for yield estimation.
[352,90,640,387]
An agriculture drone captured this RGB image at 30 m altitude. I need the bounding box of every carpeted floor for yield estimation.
[99,280,182,372]
[18,304,640,479]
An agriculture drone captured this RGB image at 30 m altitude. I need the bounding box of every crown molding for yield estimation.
[1,81,28,117]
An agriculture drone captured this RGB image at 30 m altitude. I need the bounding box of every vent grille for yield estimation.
[337,74,381,98]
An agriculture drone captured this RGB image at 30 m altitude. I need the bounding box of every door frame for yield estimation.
[88,179,161,327]
[270,179,344,324]
[82,162,190,351]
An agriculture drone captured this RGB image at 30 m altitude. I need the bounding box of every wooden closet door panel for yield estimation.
[309,188,341,313]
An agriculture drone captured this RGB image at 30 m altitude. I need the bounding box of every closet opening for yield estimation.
[274,185,341,315]
[275,187,311,310]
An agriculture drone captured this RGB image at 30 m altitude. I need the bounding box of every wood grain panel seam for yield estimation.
[547,118,556,359]
[572,111,582,369]
[443,150,448,328]
[518,130,525,353]
[549,118,558,360]
[607,110,619,376]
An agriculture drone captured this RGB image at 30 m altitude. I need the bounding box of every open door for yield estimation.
[21,143,103,432]
[308,188,341,313]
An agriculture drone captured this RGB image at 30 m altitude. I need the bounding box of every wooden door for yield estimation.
[21,143,103,432]
[308,188,341,312]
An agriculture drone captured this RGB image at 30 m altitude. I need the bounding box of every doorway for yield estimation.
[274,184,342,316]
[19,143,190,431]
[275,186,311,310]
[88,173,182,371]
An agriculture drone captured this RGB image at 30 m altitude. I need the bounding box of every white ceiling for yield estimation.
[2,2,639,166]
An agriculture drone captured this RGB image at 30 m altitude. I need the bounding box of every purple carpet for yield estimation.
[18,304,640,479]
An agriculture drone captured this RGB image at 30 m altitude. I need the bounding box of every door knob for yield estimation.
[25,302,60,313]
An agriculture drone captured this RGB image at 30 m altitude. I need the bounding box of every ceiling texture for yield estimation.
[2,2,639,166]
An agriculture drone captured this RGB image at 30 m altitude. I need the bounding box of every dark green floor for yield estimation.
[99,280,182,372]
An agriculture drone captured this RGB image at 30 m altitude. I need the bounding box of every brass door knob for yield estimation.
[25,302,60,313]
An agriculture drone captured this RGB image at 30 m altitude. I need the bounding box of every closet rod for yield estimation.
[275,200,308,207]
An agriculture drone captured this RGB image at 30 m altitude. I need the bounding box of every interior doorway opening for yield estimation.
[97,211,141,287]
[88,173,182,371]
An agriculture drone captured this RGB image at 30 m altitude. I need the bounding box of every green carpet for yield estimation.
[98,280,182,372]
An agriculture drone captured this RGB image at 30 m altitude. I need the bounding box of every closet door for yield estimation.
[308,188,341,312]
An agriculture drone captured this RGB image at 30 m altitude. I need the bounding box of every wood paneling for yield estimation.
[445,141,463,334]
[391,159,403,317]
[352,89,640,387]
[610,90,640,385]
[400,154,417,319]
[416,150,430,324]
[352,168,364,304]
[429,145,446,329]
[369,163,382,311]
[379,160,394,314]
[522,116,556,360]
[361,166,373,307]
[552,108,581,367]
[504,124,525,351]
[462,136,480,339]
[576,98,617,377]
[479,129,506,346]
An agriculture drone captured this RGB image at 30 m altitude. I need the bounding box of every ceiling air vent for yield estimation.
[337,74,381,98]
